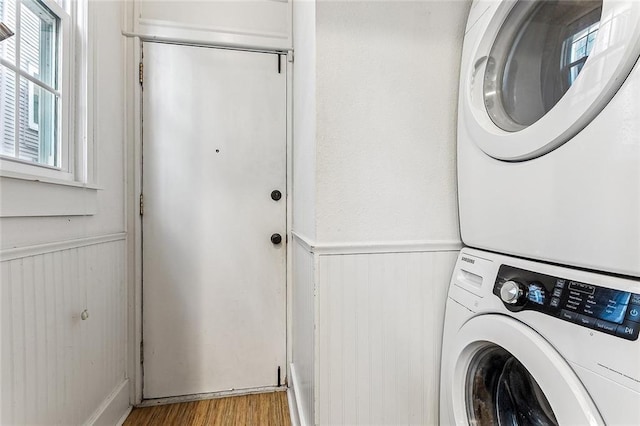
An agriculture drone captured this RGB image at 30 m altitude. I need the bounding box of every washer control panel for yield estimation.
[494,265,640,341]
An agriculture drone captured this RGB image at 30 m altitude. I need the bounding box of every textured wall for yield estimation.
[315,0,468,244]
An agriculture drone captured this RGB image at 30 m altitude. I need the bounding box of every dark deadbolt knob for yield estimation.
[271,233,282,245]
[271,190,282,201]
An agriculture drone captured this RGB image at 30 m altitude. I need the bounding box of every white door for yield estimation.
[141,42,287,399]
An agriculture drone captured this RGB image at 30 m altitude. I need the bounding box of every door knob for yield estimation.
[271,233,282,245]
[271,190,282,201]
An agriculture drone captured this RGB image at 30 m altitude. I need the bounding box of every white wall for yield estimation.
[135,0,291,50]
[291,1,470,424]
[317,251,459,425]
[0,2,129,424]
[292,0,317,241]
[291,239,316,426]
[315,0,464,243]
[291,1,317,423]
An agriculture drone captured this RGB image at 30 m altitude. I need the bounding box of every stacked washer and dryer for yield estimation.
[441,0,640,424]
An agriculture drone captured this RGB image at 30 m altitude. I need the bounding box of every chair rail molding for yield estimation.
[291,231,462,256]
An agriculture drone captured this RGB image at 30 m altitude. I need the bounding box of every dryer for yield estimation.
[457,0,640,276]
[440,248,640,425]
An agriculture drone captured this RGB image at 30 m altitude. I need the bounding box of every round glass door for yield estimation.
[484,0,603,132]
[466,345,558,426]
[462,0,640,160]
[441,315,604,425]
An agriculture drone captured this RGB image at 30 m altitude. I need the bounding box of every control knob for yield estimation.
[500,280,526,305]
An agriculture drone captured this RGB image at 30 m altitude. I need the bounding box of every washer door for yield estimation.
[463,0,640,161]
[445,315,604,425]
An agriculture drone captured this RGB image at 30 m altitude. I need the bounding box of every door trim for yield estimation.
[135,387,286,408]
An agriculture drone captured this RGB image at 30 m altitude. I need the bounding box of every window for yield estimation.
[0,0,74,179]
[0,0,96,217]
[563,11,601,87]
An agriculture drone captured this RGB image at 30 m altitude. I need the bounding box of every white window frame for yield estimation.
[0,0,97,217]
[27,64,39,131]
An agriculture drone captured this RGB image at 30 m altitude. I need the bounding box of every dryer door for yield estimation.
[444,315,604,425]
[463,0,640,161]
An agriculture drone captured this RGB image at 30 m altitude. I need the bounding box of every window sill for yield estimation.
[0,171,100,217]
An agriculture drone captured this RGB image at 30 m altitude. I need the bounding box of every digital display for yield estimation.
[527,283,545,305]
[586,289,631,324]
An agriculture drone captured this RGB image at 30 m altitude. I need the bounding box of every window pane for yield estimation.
[0,0,17,64]
[0,64,16,156]
[18,76,57,166]
[20,0,57,88]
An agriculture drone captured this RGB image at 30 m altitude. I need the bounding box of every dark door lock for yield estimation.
[271,190,282,201]
[271,233,282,245]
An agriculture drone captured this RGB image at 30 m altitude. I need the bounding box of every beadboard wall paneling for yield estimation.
[317,250,459,425]
[291,238,315,426]
[0,239,127,425]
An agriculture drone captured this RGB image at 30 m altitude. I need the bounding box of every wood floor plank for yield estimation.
[124,392,291,426]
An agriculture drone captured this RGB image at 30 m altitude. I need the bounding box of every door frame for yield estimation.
[124,35,294,405]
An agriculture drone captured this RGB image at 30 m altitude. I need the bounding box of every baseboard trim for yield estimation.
[292,231,462,256]
[289,364,310,426]
[116,406,133,426]
[137,386,287,408]
[287,386,301,426]
[1,232,127,261]
[86,379,131,426]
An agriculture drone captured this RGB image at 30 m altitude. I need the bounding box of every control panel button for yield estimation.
[626,305,640,323]
[631,294,640,305]
[594,320,618,335]
[555,279,566,289]
[560,310,579,322]
[615,323,639,341]
[552,288,563,298]
[576,315,596,328]
[550,297,561,308]
[500,280,526,305]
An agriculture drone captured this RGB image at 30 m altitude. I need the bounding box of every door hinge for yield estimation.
[139,62,143,86]
[277,366,281,387]
[139,193,144,216]
[140,340,144,364]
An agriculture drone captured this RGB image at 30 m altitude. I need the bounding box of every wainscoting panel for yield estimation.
[291,238,316,426]
[316,251,459,425]
[1,238,127,425]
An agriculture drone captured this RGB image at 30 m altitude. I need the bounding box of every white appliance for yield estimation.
[440,248,640,425]
[457,0,640,276]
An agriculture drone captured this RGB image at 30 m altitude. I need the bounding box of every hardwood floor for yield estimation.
[124,392,291,426]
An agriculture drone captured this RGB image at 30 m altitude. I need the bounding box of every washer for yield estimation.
[457,0,640,276]
[440,248,640,425]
